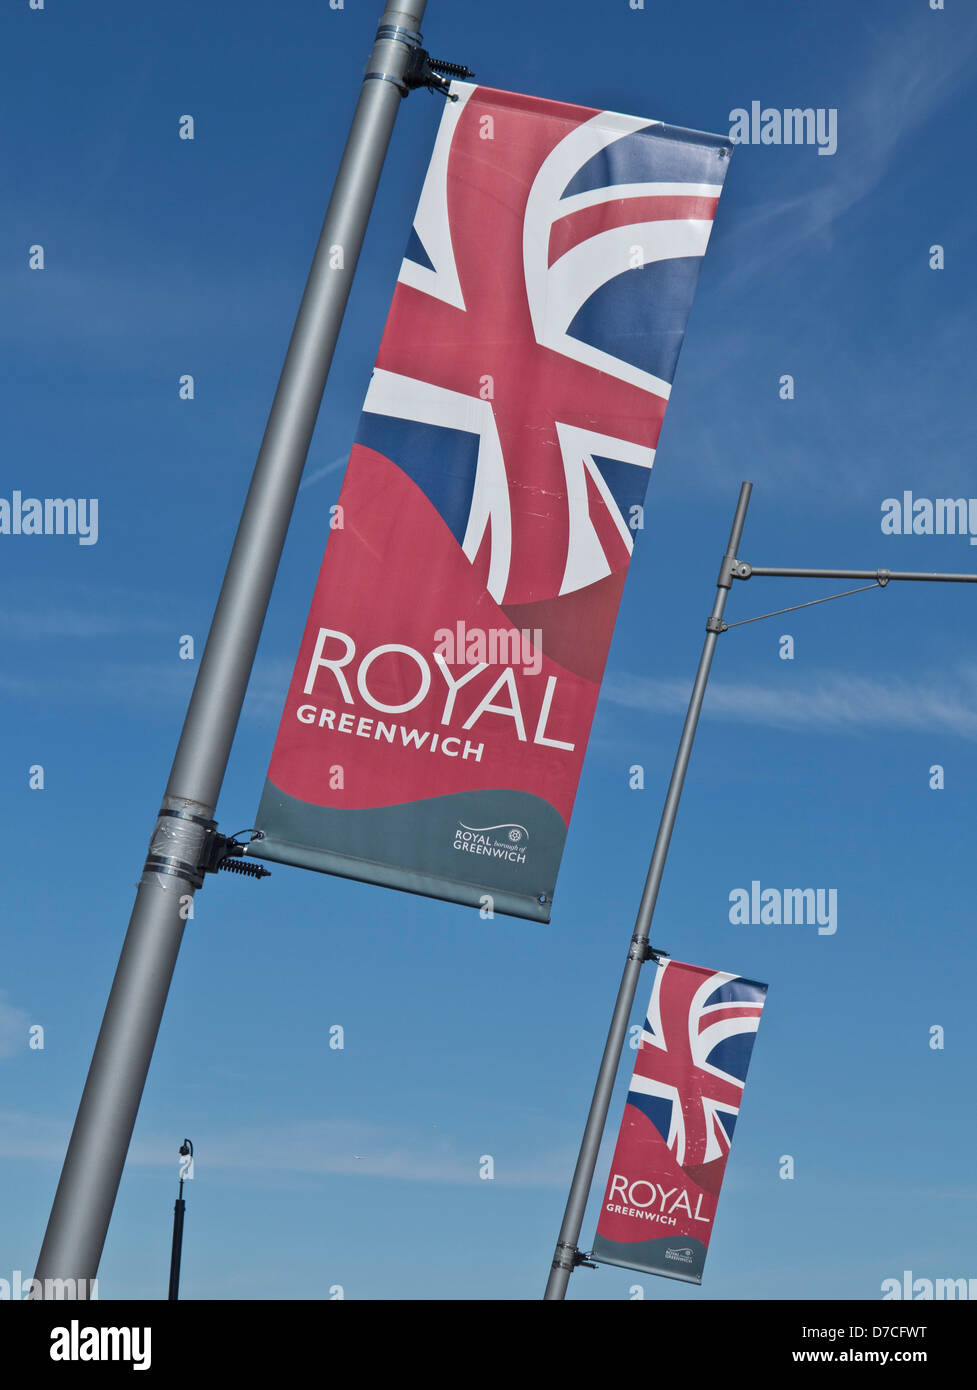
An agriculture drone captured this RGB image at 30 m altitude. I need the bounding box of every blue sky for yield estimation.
[2,0,976,1301]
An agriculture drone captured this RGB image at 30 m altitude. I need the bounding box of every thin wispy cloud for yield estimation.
[8,639,977,743]
[0,998,30,1062]
[0,585,180,640]
[0,649,292,721]
[646,14,977,513]
[605,665,977,739]
[719,10,977,286]
[0,1112,574,1189]
[299,454,348,491]
[0,609,149,641]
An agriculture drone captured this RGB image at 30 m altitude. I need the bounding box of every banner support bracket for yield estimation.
[627,939,669,965]
[368,24,474,101]
[404,50,475,100]
[552,1241,598,1273]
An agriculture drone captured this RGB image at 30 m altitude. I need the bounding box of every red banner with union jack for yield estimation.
[593,958,768,1281]
[252,84,731,920]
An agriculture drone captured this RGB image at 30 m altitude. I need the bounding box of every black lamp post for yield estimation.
[168,1139,192,1300]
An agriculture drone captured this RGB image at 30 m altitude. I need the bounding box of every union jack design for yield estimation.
[359,83,730,611]
[629,960,766,1169]
[256,86,731,922]
[592,958,766,1280]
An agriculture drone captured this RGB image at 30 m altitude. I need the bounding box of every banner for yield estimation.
[592,958,767,1282]
[251,83,731,920]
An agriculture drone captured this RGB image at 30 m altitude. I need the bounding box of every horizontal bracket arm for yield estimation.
[735,564,977,584]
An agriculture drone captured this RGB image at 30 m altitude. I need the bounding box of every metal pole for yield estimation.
[32,2,429,1296]
[543,481,753,1300]
[168,1187,185,1301]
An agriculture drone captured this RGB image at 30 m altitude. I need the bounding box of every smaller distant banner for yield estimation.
[592,958,767,1284]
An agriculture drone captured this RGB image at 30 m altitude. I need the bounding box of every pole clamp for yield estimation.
[722,547,750,586]
[366,24,474,101]
[551,1241,597,1273]
[719,555,752,588]
[628,938,669,965]
[142,810,270,888]
[375,23,424,47]
[705,616,728,634]
[364,23,423,96]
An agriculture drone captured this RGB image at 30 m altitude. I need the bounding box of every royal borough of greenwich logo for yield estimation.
[452,822,529,864]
